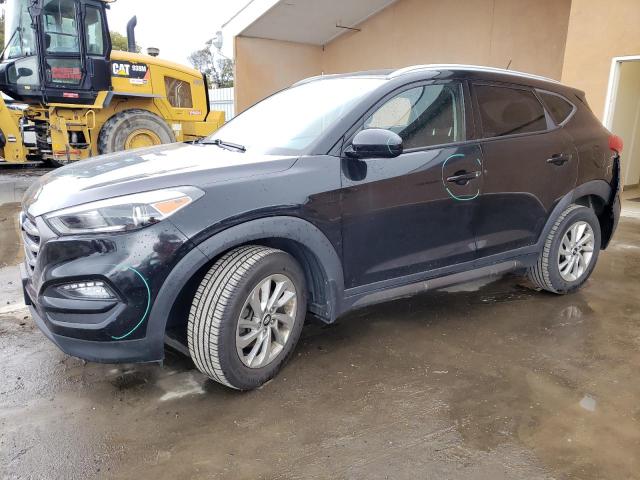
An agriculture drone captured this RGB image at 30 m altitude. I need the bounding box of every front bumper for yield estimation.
[21,219,193,363]
[24,273,160,363]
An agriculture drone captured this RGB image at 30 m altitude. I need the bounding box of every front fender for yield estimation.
[146,216,345,360]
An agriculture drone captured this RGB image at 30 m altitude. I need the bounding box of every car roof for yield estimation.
[293,64,579,96]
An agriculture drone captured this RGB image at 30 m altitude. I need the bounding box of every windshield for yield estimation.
[4,0,37,59]
[207,77,387,155]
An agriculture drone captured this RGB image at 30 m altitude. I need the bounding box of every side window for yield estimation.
[165,77,193,108]
[474,84,547,138]
[43,0,80,54]
[84,6,105,56]
[538,91,575,125]
[364,83,463,149]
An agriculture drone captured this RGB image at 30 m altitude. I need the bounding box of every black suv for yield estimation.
[21,65,621,390]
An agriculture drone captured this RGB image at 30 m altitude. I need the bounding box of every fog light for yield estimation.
[57,281,116,300]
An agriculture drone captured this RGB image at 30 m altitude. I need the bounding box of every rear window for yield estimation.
[475,84,548,138]
[538,91,575,125]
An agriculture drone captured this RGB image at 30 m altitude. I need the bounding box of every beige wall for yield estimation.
[322,0,571,79]
[234,0,572,111]
[561,0,640,120]
[610,61,640,186]
[234,36,322,112]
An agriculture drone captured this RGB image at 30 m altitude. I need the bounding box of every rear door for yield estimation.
[471,83,578,258]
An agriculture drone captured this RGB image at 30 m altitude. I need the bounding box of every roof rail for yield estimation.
[292,73,344,87]
[292,70,392,87]
[388,64,560,84]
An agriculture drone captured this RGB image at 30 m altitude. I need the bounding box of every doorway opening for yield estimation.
[604,56,640,189]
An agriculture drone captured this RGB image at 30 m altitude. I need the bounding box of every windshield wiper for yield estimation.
[200,138,246,152]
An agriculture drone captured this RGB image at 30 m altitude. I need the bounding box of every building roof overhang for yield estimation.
[222,0,397,53]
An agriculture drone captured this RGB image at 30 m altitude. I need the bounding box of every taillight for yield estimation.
[609,134,623,154]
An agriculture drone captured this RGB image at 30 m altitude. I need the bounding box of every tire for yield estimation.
[188,245,307,390]
[527,204,601,294]
[97,109,175,154]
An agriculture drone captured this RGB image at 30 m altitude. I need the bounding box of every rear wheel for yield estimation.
[188,246,307,390]
[527,205,601,294]
[98,109,175,154]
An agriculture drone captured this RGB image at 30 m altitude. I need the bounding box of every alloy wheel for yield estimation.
[558,220,594,282]
[236,273,297,368]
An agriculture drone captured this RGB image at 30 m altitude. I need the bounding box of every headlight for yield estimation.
[44,187,203,235]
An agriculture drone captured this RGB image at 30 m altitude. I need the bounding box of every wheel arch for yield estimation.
[539,180,615,251]
[571,180,617,249]
[151,216,345,359]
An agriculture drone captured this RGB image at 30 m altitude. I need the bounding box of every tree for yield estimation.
[110,31,140,53]
[188,41,233,88]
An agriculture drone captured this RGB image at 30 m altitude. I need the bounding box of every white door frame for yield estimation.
[603,55,640,129]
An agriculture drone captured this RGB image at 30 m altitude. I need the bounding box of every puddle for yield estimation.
[579,394,597,412]
[476,286,535,304]
[110,369,152,391]
[157,371,206,402]
[439,276,499,293]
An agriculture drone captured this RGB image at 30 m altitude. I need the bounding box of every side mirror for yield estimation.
[345,128,403,159]
[17,67,33,78]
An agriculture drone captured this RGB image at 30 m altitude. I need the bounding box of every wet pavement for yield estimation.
[1,168,639,479]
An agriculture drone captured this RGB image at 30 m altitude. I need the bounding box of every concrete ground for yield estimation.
[1,167,639,479]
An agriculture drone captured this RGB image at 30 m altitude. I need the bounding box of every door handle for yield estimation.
[446,170,481,185]
[546,153,571,166]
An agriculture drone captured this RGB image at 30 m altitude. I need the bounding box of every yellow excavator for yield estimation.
[0,0,224,166]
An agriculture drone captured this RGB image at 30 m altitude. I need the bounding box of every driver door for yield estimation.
[38,0,110,103]
[340,81,483,289]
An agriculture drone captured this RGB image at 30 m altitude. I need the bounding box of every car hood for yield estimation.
[23,143,298,217]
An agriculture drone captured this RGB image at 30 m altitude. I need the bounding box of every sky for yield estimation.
[107,0,246,64]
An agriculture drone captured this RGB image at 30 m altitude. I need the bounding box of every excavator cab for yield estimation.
[0,0,224,165]
[0,0,112,104]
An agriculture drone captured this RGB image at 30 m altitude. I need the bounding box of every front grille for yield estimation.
[20,213,41,274]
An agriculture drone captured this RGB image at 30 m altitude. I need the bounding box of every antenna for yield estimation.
[505,59,512,70]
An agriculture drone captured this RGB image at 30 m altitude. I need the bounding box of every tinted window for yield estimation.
[475,85,547,138]
[84,6,105,55]
[43,0,79,54]
[365,84,463,149]
[539,91,574,125]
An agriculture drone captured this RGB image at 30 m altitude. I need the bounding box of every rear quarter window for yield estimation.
[538,91,575,125]
[474,84,548,138]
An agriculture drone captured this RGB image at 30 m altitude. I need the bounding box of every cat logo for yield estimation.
[112,62,131,76]
[111,61,148,79]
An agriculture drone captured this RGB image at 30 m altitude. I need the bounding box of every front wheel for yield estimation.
[188,246,307,390]
[527,205,601,294]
